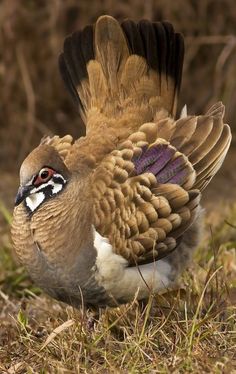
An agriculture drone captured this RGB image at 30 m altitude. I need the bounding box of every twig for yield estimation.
[213,38,236,99]
[16,43,36,161]
[0,289,15,308]
[34,118,54,137]
[225,220,236,230]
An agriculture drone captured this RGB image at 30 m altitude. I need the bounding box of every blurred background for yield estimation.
[0,0,235,223]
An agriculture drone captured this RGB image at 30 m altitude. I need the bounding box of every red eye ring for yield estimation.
[34,167,54,186]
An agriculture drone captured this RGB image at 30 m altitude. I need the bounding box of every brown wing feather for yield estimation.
[92,103,231,265]
[92,133,199,265]
[41,135,73,160]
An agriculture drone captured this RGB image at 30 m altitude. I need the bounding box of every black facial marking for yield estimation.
[53,175,66,184]
[24,175,67,215]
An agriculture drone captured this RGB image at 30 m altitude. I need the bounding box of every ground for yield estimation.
[0,147,235,373]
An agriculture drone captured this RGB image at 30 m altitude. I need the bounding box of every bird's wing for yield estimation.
[92,106,231,265]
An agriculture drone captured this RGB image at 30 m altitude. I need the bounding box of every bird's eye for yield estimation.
[39,169,49,179]
[34,167,54,186]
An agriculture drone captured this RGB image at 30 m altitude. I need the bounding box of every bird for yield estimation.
[11,15,231,309]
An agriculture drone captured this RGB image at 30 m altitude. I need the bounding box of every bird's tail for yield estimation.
[59,16,184,131]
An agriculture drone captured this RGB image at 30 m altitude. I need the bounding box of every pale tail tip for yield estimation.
[180,104,187,119]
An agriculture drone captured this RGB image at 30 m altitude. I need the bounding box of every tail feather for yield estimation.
[121,55,148,90]
[59,16,184,128]
[58,25,94,110]
[88,61,107,102]
[95,16,129,92]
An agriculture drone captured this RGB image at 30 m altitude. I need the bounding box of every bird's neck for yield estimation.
[30,175,93,266]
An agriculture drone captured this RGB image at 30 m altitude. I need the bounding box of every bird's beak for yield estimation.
[15,185,33,206]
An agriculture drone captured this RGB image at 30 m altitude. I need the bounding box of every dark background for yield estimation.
[0,0,235,212]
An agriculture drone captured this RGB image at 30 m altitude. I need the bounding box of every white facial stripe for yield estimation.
[31,179,64,194]
[26,192,45,212]
[54,173,66,183]
[31,173,66,194]
[50,180,63,194]
[26,174,66,212]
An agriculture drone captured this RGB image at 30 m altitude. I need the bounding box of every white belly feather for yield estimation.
[93,229,173,301]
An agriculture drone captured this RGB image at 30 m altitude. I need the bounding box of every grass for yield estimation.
[0,203,235,373]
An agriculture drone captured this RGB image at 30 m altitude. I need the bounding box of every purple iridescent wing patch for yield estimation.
[132,143,189,186]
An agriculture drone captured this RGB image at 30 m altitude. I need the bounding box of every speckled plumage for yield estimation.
[12,16,231,308]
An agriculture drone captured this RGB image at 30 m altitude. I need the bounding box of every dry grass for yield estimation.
[0,0,236,373]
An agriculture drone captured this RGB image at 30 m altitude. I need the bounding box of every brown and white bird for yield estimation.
[12,16,231,308]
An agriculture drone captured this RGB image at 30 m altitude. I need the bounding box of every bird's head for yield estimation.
[15,145,70,213]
